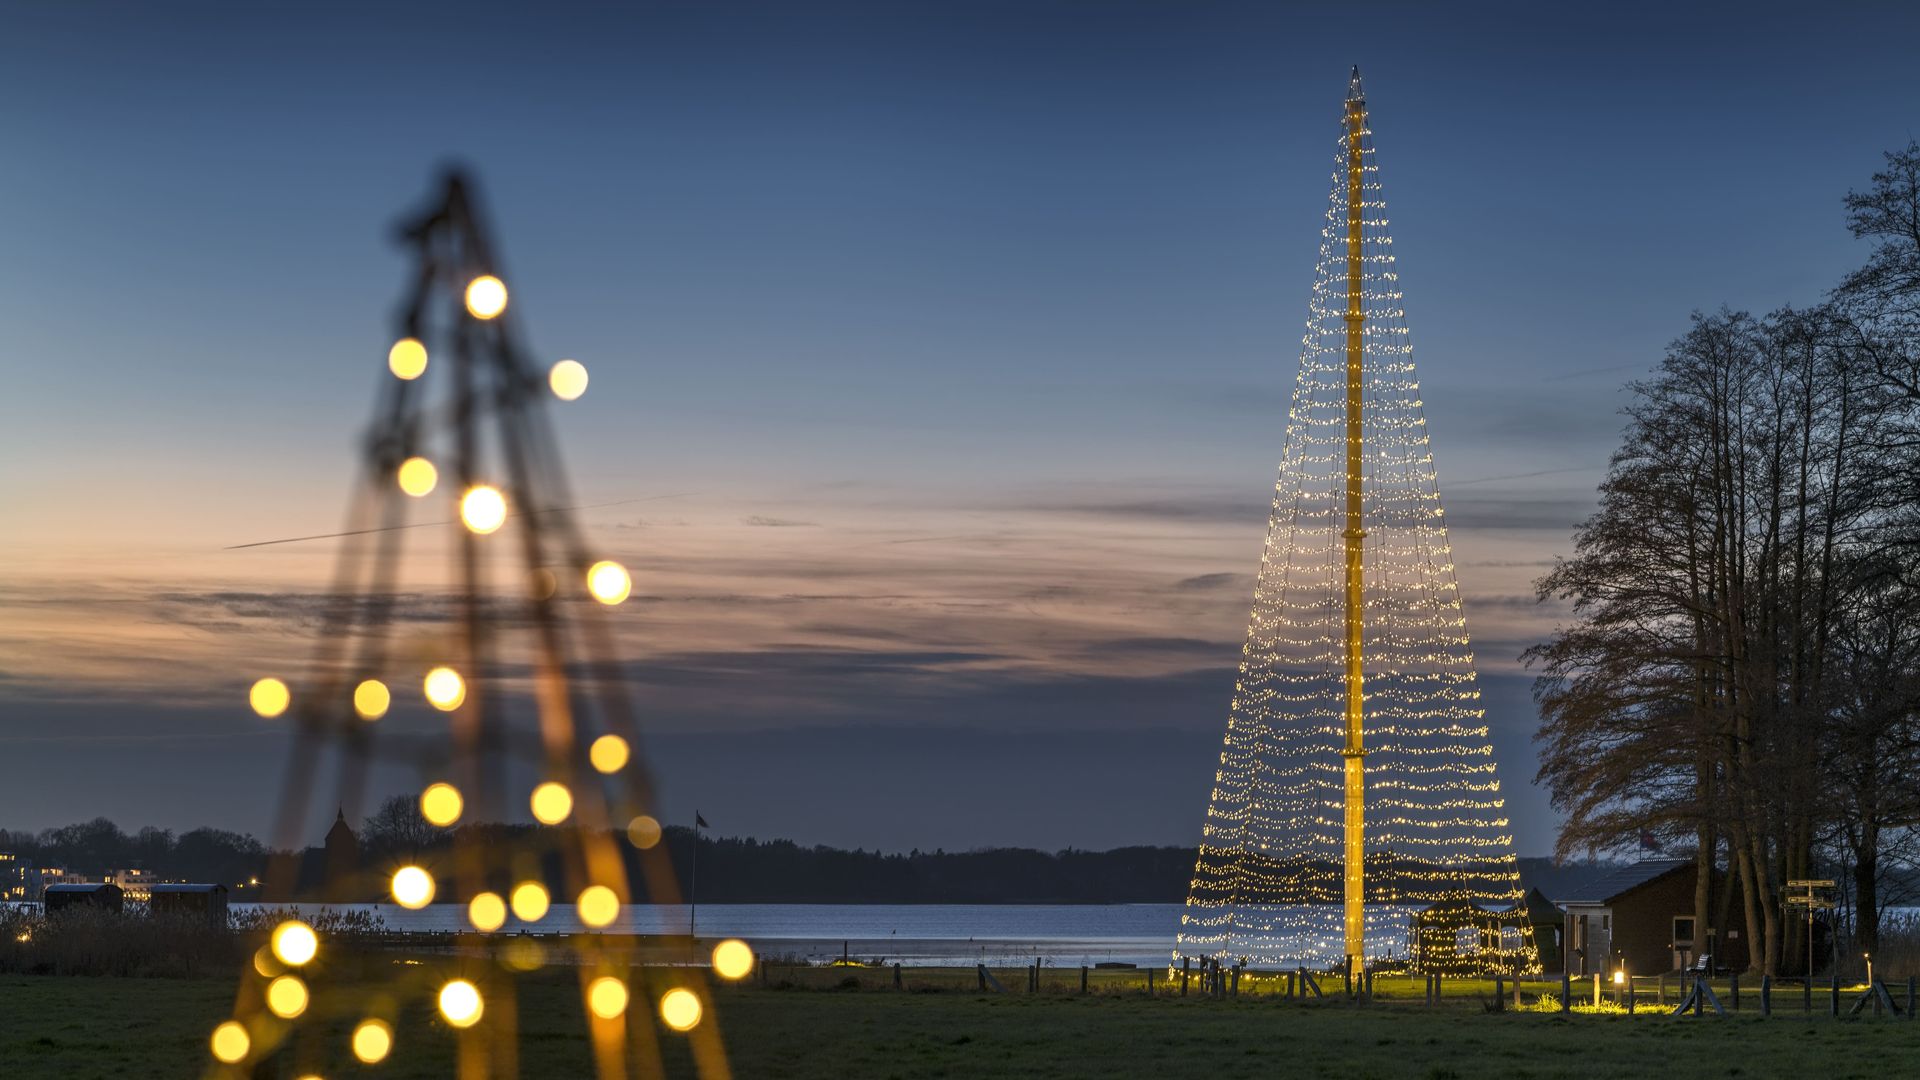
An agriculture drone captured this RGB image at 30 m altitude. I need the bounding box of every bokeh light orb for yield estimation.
[464,275,508,319]
[353,679,390,721]
[711,939,754,980]
[588,734,629,774]
[468,891,507,932]
[586,560,631,605]
[397,456,438,497]
[266,974,309,1018]
[529,781,573,825]
[510,881,550,922]
[388,338,428,380]
[424,666,466,711]
[420,782,463,827]
[438,979,484,1028]
[210,1020,251,1064]
[391,865,435,909]
[577,885,620,928]
[587,977,629,1019]
[270,920,318,966]
[549,359,589,401]
[659,988,702,1032]
[249,678,291,719]
[460,485,508,534]
[351,1019,393,1064]
[252,945,281,978]
[626,814,662,849]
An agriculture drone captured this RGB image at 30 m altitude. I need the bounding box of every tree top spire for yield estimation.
[1348,65,1365,103]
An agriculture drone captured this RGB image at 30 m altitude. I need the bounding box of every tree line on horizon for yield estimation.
[1530,141,1920,975]
[3,805,1616,904]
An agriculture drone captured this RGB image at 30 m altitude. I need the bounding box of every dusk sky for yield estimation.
[4,2,1918,857]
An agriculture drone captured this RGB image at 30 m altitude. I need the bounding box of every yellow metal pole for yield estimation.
[1340,74,1368,968]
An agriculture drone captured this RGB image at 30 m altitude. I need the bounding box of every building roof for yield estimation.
[1560,858,1691,905]
[44,883,121,894]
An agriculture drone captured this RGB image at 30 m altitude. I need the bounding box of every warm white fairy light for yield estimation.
[1177,80,1536,977]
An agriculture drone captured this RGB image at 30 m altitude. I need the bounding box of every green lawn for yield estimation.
[4,971,1918,1079]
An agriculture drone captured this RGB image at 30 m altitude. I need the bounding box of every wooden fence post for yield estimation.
[1730,972,1739,1011]
[1080,966,1088,994]
[1907,975,1915,1020]
[1626,975,1635,1014]
[1343,955,1354,998]
[1231,962,1241,998]
[1803,974,1812,1012]
[1181,957,1190,996]
[893,963,902,991]
[1830,975,1840,1018]
[1493,975,1503,1011]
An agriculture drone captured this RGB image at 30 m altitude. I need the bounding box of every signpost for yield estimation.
[1785,880,1836,984]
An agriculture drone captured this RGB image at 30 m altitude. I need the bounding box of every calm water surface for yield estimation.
[233,903,1187,967]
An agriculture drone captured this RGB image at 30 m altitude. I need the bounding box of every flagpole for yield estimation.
[690,809,700,940]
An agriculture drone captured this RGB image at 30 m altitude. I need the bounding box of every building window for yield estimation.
[1673,917,1695,945]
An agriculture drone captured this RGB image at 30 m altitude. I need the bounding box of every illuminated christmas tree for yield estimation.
[1178,70,1536,976]
[212,173,741,1078]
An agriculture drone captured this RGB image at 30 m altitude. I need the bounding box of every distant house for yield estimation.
[109,868,159,902]
[0,853,32,901]
[1559,858,1748,976]
[35,867,89,901]
[44,882,124,915]
[148,883,230,928]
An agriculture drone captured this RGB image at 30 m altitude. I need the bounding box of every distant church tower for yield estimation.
[323,808,359,902]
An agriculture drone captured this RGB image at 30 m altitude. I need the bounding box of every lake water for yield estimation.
[233,903,1188,967]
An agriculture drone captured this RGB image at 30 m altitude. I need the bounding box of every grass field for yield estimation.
[5,969,1919,1079]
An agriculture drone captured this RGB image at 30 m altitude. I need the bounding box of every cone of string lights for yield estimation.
[1177,70,1538,978]
[217,172,740,1078]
